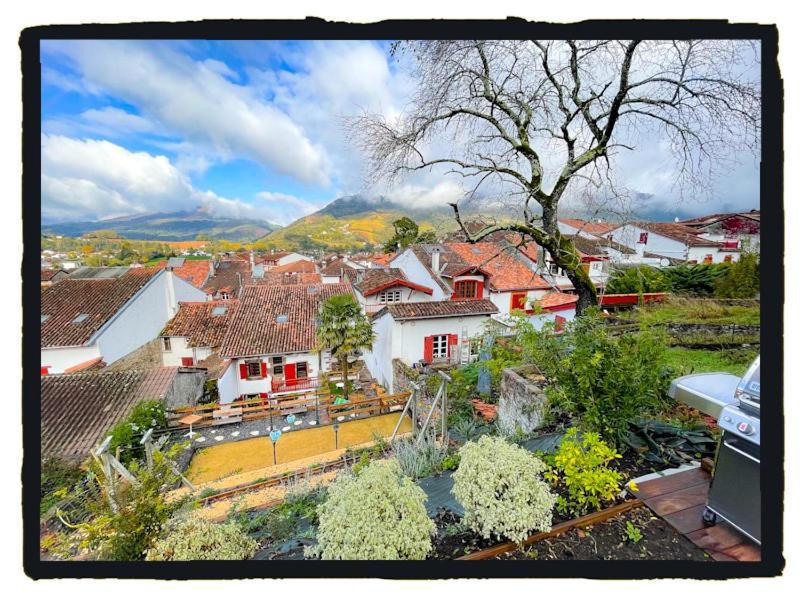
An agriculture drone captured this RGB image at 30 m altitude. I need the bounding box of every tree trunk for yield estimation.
[341,352,349,401]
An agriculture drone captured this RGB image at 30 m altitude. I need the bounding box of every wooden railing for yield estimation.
[271,377,320,394]
[166,389,411,431]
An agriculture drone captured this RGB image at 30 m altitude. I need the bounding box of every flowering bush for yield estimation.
[306,459,435,560]
[452,436,556,544]
[146,514,258,560]
[546,428,623,516]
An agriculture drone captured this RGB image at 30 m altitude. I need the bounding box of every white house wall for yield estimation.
[161,337,213,366]
[390,249,448,300]
[218,362,238,404]
[41,345,101,374]
[362,313,396,392]
[398,315,490,366]
[93,271,207,366]
[228,352,321,399]
[277,252,312,266]
[605,225,687,261]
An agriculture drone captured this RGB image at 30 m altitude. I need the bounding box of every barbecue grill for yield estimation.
[668,355,761,544]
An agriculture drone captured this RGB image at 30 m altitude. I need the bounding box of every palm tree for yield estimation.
[316,294,375,400]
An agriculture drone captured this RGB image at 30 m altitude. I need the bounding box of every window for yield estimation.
[454,280,478,299]
[703,254,714,264]
[211,306,227,316]
[163,337,172,351]
[181,357,194,367]
[276,314,289,324]
[246,361,262,379]
[432,335,448,359]
[220,292,231,300]
[296,362,309,379]
[724,254,733,263]
[378,289,402,303]
[271,356,284,376]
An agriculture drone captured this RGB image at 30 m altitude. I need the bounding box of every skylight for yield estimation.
[41,314,50,323]
[276,314,289,324]
[72,313,89,324]
[211,306,227,316]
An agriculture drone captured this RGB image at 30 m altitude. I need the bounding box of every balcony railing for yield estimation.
[271,377,320,394]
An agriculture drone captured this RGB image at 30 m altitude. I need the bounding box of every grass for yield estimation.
[627,298,760,327]
[663,346,759,377]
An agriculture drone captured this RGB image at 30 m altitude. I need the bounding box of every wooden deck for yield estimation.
[631,466,761,562]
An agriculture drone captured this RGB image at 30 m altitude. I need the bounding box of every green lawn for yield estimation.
[627,299,760,327]
[663,346,759,377]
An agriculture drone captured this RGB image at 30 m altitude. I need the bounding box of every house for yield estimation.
[40,267,208,375]
[40,268,69,287]
[216,282,353,403]
[558,218,618,236]
[259,251,313,268]
[350,267,434,315]
[602,221,727,264]
[679,209,760,254]
[363,299,499,393]
[160,300,238,367]
[41,367,206,463]
[272,259,318,275]
[250,270,323,286]
[155,257,213,289]
[204,259,250,299]
[390,242,552,315]
[320,258,361,284]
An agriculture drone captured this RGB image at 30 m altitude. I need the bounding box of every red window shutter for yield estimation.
[259,392,268,399]
[41,366,50,376]
[239,363,248,379]
[638,232,648,244]
[181,357,194,367]
[284,363,297,382]
[423,336,433,363]
[476,280,484,298]
[260,362,267,378]
[555,315,566,333]
[447,334,458,356]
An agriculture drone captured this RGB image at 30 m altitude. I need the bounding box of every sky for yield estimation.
[40,39,761,226]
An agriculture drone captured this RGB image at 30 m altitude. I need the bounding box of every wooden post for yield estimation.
[436,371,451,448]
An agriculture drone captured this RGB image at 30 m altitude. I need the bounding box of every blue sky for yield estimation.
[40,39,760,226]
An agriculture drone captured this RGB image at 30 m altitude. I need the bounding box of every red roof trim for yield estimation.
[451,265,492,278]
[362,279,434,297]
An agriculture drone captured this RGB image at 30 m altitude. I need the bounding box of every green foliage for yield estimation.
[234,482,327,545]
[316,294,375,399]
[440,453,461,471]
[624,520,644,544]
[663,263,729,297]
[391,436,449,479]
[105,400,167,465]
[626,297,760,326]
[519,313,673,443]
[383,216,435,253]
[606,265,670,294]
[40,456,85,516]
[714,252,760,298]
[62,443,189,561]
[663,346,759,377]
[307,459,436,559]
[146,515,259,560]
[452,436,556,544]
[546,428,623,516]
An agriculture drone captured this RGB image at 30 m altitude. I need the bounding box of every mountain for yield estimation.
[42,209,280,242]
[258,195,509,252]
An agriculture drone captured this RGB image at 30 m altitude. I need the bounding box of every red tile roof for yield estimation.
[160,300,238,348]
[352,268,433,297]
[538,291,578,310]
[272,259,318,274]
[320,258,359,280]
[444,242,550,291]
[155,259,212,288]
[220,283,354,358]
[560,218,617,235]
[679,210,760,227]
[376,299,499,321]
[41,367,179,462]
[41,267,162,348]
[41,268,67,282]
[251,272,322,286]
[204,260,249,297]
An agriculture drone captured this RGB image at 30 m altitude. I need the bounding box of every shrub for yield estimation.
[105,399,167,464]
[307,459,435,559]
[519,313,673,443]
[391,436,448,480]
[546,428,623,516]
[606,265,670,295]
[452,436,556,544]
[41,456,85,516]
[664,264,729,297]
[715,252,760,298]
[146,515,258,560]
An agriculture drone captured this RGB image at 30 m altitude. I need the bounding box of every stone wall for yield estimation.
[498,365,548,436]
[164,369,207,410]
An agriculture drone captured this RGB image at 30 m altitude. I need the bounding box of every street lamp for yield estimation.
[333,422,340,449]
[269,429,282,465]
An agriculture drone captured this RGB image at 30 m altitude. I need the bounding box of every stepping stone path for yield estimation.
[295,420,303,426]
[308,421,317,426]
[282,426,291,432]
[250,431,259,436]
[195,437,206,443]
[214,436,224,441]
[231,431,240,437]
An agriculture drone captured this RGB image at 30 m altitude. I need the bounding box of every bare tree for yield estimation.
[350,40,760,314]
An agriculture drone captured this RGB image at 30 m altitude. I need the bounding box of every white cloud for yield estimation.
[386,180,466,210]
[255,191,325,225]
[41,135,255,222]
[45,41,331,186]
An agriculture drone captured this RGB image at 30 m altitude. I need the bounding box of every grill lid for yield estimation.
[735,355,760,415]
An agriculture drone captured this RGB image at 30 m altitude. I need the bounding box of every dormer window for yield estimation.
[378,289,402,303]
[454,280,478,299]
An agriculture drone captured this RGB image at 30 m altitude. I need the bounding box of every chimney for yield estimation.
[249,250,255,270]
[431,247,441,274]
